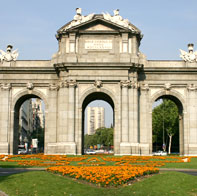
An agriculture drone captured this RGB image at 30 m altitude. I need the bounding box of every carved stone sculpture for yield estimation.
[63,8,94,31]
[94,80,102,88]
[0,45,19,63]
[164,83,171,91]
[26,82,34,90]
[103,9,135,31]
[180,43,197,63]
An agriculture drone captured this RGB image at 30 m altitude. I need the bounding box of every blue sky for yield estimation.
[0,0,197,60]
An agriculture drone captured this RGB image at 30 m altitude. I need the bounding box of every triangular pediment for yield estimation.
[57,15,141,34]
[85,23,115,31]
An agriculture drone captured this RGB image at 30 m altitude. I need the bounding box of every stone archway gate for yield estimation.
[0,9,197,156]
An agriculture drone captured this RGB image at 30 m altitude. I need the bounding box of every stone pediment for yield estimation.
[84,23,116,31]
[57,10,141,36]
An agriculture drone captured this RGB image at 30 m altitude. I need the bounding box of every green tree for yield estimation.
[84,127,114,149]
[152,99,179,153]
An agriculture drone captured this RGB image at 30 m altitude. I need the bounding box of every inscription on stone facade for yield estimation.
[85,40,112,50]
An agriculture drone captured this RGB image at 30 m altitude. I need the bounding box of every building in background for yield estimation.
[87,107,105,135]
[32,98,45,131]
[19,99,33,144]
[19,98,45,146]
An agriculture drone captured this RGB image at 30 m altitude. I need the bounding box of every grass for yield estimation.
[161,157,197,169]
[0,171,196,196]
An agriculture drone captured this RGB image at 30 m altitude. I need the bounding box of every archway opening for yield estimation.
[13,95,45,154]
[152,95,183,155]
[82,92,114,155]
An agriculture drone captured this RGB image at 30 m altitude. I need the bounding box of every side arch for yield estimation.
[10,89,48,154]
[12,89,48,111]
[150,89,186,155]
[150,89,186,112]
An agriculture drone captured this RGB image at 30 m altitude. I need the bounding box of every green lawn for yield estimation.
[161,157,197,169]
[0,171,196,196]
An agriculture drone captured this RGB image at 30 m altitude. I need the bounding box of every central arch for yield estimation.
[80,90,115,154]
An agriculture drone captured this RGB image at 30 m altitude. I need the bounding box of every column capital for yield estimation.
[68,79,77,87]
[187,84,196,91]
[120,80,131,88]
[140,83,149,91]
[1,83,11,90]
[59,80,69,88]
[49,83,59,91]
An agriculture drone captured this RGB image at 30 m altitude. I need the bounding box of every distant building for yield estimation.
[19,99,33,144]
[32,98,45,131]
[87,107,105,135]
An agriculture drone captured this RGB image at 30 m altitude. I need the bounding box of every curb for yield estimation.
[160,168,197,172]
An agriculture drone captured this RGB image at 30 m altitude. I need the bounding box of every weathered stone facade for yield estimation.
[0,10,197,155]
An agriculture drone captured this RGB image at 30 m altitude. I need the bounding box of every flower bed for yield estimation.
[47,165,159,186]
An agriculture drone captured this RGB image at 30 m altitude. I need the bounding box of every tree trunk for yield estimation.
[168,134,172,154]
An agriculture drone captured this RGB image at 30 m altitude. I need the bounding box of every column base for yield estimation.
[188,144,197,155]
[120,142,140,155]
[46,142,76,155]
[139,143,150,155]
[0,142,9,154]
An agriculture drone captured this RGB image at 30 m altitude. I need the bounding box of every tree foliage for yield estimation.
[152,99,179,153]
[84,127,113,149]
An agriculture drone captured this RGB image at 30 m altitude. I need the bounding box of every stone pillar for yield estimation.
[58,79,77,155]
[57,80,69,142]
[132,36,138,55]
[45,83,58,154]
[128,79,139,154]
[120,80,130,154]
[69,33,76,53]
[139,83,150,155]
[187,84,197,155]
[122,33,128,53]
[0,83,11,154]
[68,80,77,142]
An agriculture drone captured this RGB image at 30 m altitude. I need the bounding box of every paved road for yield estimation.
[0,167,196,176]
[0,168,45,176]
[160,168,197,176]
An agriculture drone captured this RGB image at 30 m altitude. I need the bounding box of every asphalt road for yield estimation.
[0,168,45,176]
[0,168,196,176]
[160,168,197,176]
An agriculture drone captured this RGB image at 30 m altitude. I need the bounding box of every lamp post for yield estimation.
[162,99,166,152]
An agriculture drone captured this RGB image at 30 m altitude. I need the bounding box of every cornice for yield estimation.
[0,67,56,74]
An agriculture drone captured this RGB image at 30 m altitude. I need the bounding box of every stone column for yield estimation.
[187,84,197,155]
[120,80,130,154]
[0,83,11,154]
[57,80,69,142]
[128,80,139,154]
[67,80,77,142]
[69,33,76,53]
[45,83,58,154]
[139,83,150,155]
[132,36,137,54]
[121,80,129,142]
